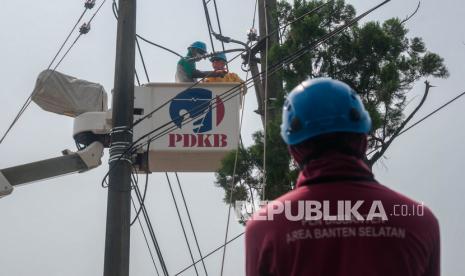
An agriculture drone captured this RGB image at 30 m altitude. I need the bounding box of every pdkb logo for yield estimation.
[168,88,228,148]
[169,88,225,133]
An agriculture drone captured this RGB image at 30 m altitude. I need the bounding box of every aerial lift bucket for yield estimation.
[133,83,241,172]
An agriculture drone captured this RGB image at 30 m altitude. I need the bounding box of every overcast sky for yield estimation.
[0,0,464,275]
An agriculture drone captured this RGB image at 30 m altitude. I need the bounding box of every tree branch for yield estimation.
[382,104,389,142]
[368,80,432,167]
[371,135,386,147]
[401,1,421,24]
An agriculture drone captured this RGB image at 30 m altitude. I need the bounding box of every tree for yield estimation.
[216,0,449,204]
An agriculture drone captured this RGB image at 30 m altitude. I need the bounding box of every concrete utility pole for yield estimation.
[103,0,136,275]
[258,0,283,124]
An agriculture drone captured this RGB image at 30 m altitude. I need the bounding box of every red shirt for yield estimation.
[245,153,440,276]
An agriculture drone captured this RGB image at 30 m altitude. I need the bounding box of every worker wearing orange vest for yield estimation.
[203,53,247,98]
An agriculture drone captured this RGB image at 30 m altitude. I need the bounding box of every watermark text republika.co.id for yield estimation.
[234,200,425,222]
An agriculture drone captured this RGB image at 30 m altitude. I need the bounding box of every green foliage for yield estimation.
[216,0,448,203]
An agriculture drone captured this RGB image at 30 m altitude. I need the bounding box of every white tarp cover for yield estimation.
[32,70,108,117]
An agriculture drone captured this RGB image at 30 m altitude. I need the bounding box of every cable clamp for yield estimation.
[109,141,133,165]
[110,126,133,136]
[84,0,96,9]
[79,23,91,34]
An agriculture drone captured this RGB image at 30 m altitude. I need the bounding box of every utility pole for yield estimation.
[103,0,136,276]
[249,61,266,126]
[258,0,283,123]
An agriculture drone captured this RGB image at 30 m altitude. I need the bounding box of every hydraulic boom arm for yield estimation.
[0,141,104,197]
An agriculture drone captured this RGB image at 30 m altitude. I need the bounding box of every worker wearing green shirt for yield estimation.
[175,41,225,82]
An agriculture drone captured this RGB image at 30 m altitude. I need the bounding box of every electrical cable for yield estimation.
[132,0,333,129]
[165,173,200,276]
[174,232,245,276]
[130,0,382,153]
[128,37,151,225]
[133,179,170,276]
[251,0,259,29]
[367,90,465,156]
[102,0,391,204]
[174,173,209,276]
[211,0,227,70]
[201,0,217,52]
[131,49,245,128]
[133,20,208,275]
[218,83,249,276]
[397,91,465,135]
[136,34,183,58]
[0,1,103,144]
[136,37,150,83]
[110,6,169,273]
[130,143,150,226]
[47,7,88,70]
[99,3,410,274]
[244,0,332,61]
[262,0,270,200]
[131,195,161,276]
[112,0,182,58]
[218,2,257,272]
[277,1,333,40]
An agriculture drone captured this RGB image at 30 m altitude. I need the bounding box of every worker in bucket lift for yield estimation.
[203,52,247,100]
[175,41,225,82]
[245,78,440,276]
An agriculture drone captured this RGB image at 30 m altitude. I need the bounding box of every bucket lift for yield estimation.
[0,70,241,197]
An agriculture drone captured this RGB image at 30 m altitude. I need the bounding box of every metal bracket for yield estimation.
[75,141,105,172]
[0,172,13,198]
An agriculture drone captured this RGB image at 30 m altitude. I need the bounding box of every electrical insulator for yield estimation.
[79,23,91,34]
[85,0,96,9]
[247,28,258,42]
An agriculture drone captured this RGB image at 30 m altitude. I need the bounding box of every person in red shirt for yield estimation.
[245,78,440,276]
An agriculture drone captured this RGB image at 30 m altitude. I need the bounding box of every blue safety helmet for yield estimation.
[188,41,207,54]
[280,78,371,145]
[210,52,227,62]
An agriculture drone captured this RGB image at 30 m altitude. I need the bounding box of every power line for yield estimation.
[136,38,151,83]
[165,173,200,276]
[130,0,388,153]
[131,30,172,276]
[219,1,260,274]
[211,0,227,70]
[112,0,182,58]
[262,0,270,200]
[109,4,169,273]
[133,180,170,276]
[47,7,88,69]
[130,144,150,226]
[130,48,245,128]
[102,0,392,211]
[367,90,465,156]
[131,196,161,276]
[398,91,465,135]
[0,0,105,144]
[219,85,249,276]
[201,0,217,52]
[131,16,209,275]
[174,173,209,276]
[174,232,245,276]
[132,0,334,130]
[136,34,182,58]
